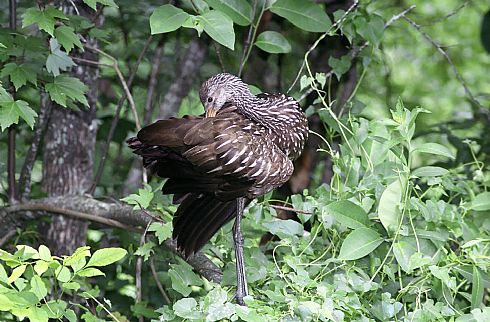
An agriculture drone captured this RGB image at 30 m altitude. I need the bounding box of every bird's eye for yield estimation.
[207,97,213,103]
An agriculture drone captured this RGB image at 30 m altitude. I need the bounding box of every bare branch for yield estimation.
[270,204,312,215]
[402,15,487,117]
[158,39,207,119]
[2,195,223,283]
[89,35,153,195]
[238,0,259,77]
[150,257,171,305]
[18,94,53,200]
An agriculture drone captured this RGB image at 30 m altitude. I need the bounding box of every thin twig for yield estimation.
[213,43,226,72]
[270,204,312,215]
[89,35,152,195]
[402,15,485,112]
[18,94,53,200]
[136,222,152,322]
[0,230,16,247]
[144,37,165,125]
[238,1,266,76]
[238,0,259,77]
[287,0,359,93]
[7,0,17,204]
[85,45,141,130]
[150,257,171,305]
[68,0,80,15]
[421,1,469,26]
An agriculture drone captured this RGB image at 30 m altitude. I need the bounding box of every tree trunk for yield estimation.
[41,1,99,255]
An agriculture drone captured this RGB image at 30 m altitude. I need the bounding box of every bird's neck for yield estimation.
[233,96,285,131]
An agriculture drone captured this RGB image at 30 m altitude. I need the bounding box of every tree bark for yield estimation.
[41,1,99,255]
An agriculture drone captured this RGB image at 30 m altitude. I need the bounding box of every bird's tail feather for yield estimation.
[172,194,237,257]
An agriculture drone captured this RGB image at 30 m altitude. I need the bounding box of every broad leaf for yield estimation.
[173,298,200,319]
[77,267,105,277]
[8,265,26,284]
[255,31,291,54]
[472,265,484,310]
[328,55,352,80]
[324,200,370,229]
[205,0,252,26]
[30,275,47,300]
[338,227,383,260]
[0,63,37,90]
[45,75,89,107]
[54,26,83,53]
[413,142,455,160]
[378,179,403,234]
[22,6,67,36]
[412,166,449,177]
[87,247,127,267]
[270,0,331,33]
[200,10,235,50]
[148,222,173,244]
[0,99,37,131]
[46,39,76,77]
[150,5,190,34]
[470,192,490,211]
[83,0,118,10]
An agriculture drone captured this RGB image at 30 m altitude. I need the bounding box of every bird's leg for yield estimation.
[233,197,248,306]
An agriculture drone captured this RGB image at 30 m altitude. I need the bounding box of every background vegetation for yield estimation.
[1,0,489,321]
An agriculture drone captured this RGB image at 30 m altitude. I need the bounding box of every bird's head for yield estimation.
[199,73,251,117]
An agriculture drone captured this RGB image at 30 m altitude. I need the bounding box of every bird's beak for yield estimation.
[205,105,219,118]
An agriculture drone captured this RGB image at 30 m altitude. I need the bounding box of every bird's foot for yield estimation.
[233,291,247,306]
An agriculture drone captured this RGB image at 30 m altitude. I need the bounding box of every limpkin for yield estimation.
[128,73,308,304]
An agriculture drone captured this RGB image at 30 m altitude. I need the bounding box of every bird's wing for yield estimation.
[135,111,293,200]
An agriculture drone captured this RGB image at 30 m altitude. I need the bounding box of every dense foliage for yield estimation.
[1,0,489,321]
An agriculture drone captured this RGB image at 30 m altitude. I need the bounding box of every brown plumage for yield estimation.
[128,73,308,303]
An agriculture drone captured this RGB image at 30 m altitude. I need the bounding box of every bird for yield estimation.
[127,73,308,304]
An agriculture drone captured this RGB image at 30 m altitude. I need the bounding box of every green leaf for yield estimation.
[338,227,383,260]
[470,192,490,211]
[472,266,484,310]
[55,266,71,283]
[255,31,291,54]
[328,55,352,80]
[46,39,76,77]
[30,275,47,300]
[77,267,105,277]
[64,309,77,322]
[324,200,370,229]
[378,179,403,234]
[270,0,332,33]
[0,294,14,311]
[38,245,51,261]
[0,263,8,283]
[62,282,80,290]
[54,26,83,53]
[0,99,37,131]
[182,15,204,35]
[169,264,203,296]
[0,63,37,90]
[22,6,67,36]
[205,0,252,26]
[134,242,155,261]
[148,222,173,244]
[393,241,416,273]
[34,261,49,276]
[413,142,455,160]
[263,219,304,238]
[173,298,200,319]
[83,0,118,10]
[412,166,449,177]
[8,265,26,284]
[45,75,89,107]
[150,5,190,34]
[200,10,235,50]
[87,247,127,267]
[121,185,154,209]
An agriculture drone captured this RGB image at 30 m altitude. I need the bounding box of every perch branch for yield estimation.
[1,195,223,283]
